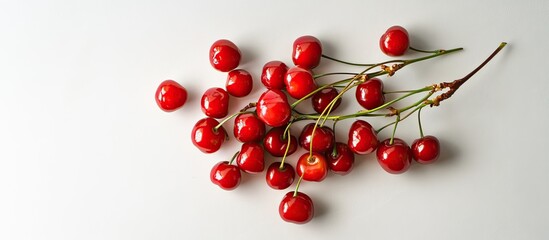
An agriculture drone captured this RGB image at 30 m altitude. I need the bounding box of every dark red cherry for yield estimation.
[226,69,253,97]
[299,123,334,153]
[376,138,412,174]
[191,117,226,153]
[292,35,322,69]
[279,191,314,224]
[201,87,230,118]
[380,26,410,57]
[236,143,265,174]
[356,78,385,110]
[155,80,188,112]
[233,113,265,143]
[210,161,241,190]
[348,120,379,155]
[411,135,440,164]
[284,66,317,99]
[263,127,298,157]
[256,89,291,127]
[326,142,355,175]
[261,61,288,90]
[209,39,241,72]
[296,152,328,182]
[312,87,341,114]
[266,162,295,190]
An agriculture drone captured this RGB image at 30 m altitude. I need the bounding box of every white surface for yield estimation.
[1,0,548,239]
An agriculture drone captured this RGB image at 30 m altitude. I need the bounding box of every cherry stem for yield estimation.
[228,151,239,165]
[214,109,255,131]
[331,120,339,157]
[314,72,360,79]
[409,46,445,54]
[389,114,400,145]
[293,175,304,197]
[279,122,293,169]
[417,107,425,138]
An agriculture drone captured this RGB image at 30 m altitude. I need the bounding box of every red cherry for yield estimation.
[226,69,253,97]
[326,142,355,175]
[233,113,265,143]
[284,66,317,99]
[299,123,334,153]
[210,161,241,190]
[201,87,230,118]
[266,162,295,190]
[376,138,412,174]
[155,80,188,112]
[292,35,322,69]
[380,26,410,57]
[191,118,226,153]
[261,61,288,90]
[279,191,314,224]
[256,89,291,127]
[263,127,298,157]
[236,143,265,174]
[356,78,385,110]
[209,39,241,72]
[348,120,379,155]
[312,87,341,114]
[411,135,440,164]
[296,152,328,182]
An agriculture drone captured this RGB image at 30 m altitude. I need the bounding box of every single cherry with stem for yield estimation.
[312,87,342,114]
[411,108,440,164]
[299,123,335,153]
[296,152,328,182]
[263,126,297,157]
[210,152,242,190]
[327,142,355,175]
[191,117,227,153]
[376,115,413,174]
[279,176,314,224]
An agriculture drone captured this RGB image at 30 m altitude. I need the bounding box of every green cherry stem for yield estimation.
[279,122,294,169]
[293,175,304,197]
[417,107,425,138]
[228,151,240,165]
[214,110,254,132]
[409,46,446,54]
[389,114,401,145]
[314,72,360,79]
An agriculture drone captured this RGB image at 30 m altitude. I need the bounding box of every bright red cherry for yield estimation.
[256,89,291,127]
[299,123,334,153]
[326,142,355,175]
[292,35,322,69]
[261,61,288,90]
[226,69,253,97]
[209,39,241,72]
[312,87,341,114]
[356,78,385,110]
[411,135,440,164]
[348,120,379,155]
[191,117,226,153]
[296,152,328,182]
[279,191,314,224]
[233,113,265,143]
[376,138,412,174]
[155,80,188,112]
[380,26,410,57]
[263,127,298,157]
[210,161,241,190]
[266,162,295,190]
[201,87,230,118]
[236,143,265,174]
[284,66,317,99]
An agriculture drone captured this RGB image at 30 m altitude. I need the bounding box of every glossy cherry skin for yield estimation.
[201,87,230,118]
[326,142,355,175]
[376,138,412,174]
[266,162,295,190]
[191,117,226,153]
[356,78,385,110]
[411,135,440,164]
[209,39,241,72]
[210,161,241,190]
[279,191,314,224]
[261,61,288,90]
[155,80,188,112]
[296,152,328,182]
[292,35,322,69]
[284,66,317,99]
[348,120,379,155]
[312,87,341,114]
[263,127,298,157]
[256,89,291,127]
[226,69,253,97]
[299,123,335,153]
[233,113,265,143]
[236,142,265,173]
[380,26,409,57]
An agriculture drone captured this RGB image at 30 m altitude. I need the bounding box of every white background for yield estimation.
[1,0,548,239]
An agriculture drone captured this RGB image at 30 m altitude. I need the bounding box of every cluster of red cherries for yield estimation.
[155,26,506,224]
